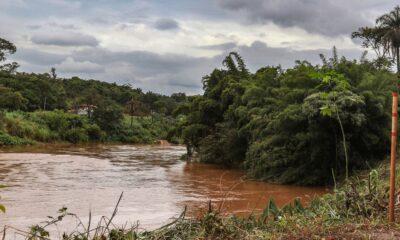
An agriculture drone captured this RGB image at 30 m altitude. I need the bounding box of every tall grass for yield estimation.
[0,111,177,146]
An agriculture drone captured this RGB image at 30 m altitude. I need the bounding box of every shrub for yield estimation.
[92,100,124,133]
[0,132,33,145]
[0,111,5,131]
[30,110,85,132]
[86,124,105,141]
[64,128,89,144]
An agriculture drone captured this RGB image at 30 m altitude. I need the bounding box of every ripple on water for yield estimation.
[0,144,329,234]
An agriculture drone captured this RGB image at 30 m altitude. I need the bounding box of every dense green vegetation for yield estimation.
[0,111,174,145]
[167,6,400,186]
[0,38,187,146]
[172,49,395,185]
[0,70,186,115]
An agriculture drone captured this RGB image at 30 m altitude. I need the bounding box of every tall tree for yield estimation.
[50,67,57,80]
[0,38,16,62]
[376,5,400,74]
[352,7,400,70]
[0,37,19,73]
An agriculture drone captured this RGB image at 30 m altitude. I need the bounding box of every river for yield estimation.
[0,144,329,235]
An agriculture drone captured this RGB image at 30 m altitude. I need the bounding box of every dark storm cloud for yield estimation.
[217,0,371,36]
[153,18,180,30]
[31,32,99,47]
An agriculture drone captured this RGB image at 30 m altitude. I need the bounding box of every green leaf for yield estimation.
[0,204,6,213]
[322,76,331,83]
[320,106,334,116]
[320,92,329,99]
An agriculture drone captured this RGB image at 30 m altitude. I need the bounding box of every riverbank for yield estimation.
[0,110,176,146]
[2,158,399,239]
[143,160,400,239]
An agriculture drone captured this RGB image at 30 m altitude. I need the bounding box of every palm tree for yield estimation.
[376,5,400,223]
[376,5,400,74]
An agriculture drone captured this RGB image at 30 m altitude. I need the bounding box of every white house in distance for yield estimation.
[68,104,96,117]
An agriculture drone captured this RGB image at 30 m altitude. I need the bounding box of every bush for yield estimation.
[92,100,124,133]
[0,110,177,145]
[0,111,5,131]
[3,112,58,142]
[30,110,85,132]
[64,128,89,144]
[86,124,105,141]
[0,132,33,145]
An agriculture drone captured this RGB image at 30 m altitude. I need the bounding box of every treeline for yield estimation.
[0,70,187,116]
[0,37,188,145]
[170,50,395,185]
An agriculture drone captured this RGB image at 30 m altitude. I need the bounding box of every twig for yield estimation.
[104,192,124,234]
[86,209,92,240]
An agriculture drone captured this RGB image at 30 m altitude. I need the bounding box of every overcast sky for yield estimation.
[0,0,397,94]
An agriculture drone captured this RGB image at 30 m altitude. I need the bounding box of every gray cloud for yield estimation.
[13,41,364,95]
[47,22,78,30]
[27,25,42,30]
[196,42,237,51]
[55,57,103,74]
[229,41,363,72]
[154,18,180,31]
[13,48,66,65]
[31,32,99,47]
[217,0,371,36]
[70,47,211,93]
[2,0,393,95]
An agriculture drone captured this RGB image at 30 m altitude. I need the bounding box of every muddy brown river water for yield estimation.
[0,144,329,235]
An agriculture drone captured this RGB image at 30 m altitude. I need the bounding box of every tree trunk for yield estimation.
[397,47,400,74]
[335,106,349,180]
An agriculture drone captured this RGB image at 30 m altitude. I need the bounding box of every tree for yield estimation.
[376,5,400,74]
[309,70,360,180]
[352,27,389,59]
[171,92,187,102]
[50,67,57,80]
[353,6,400,73]
[173,51,391,185]
[0,38,16,62]
[92,99,124,132]
[0,85,27,110]
[0,38,19,73]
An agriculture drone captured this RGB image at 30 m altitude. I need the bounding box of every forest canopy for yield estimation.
[171,50,395,185]
[0,37,187,145]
